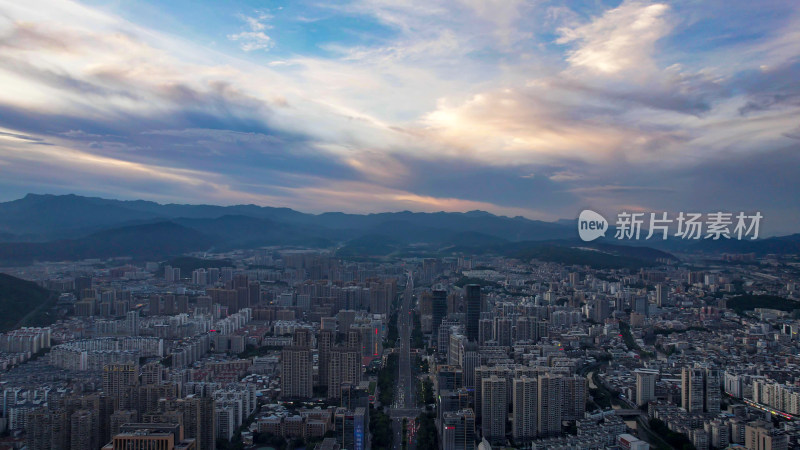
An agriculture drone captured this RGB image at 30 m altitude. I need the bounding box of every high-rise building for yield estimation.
[333,407,368,450]
[655,284,667,307]
[705,368,721,414]
[515,317,548,343]
[465,285,481,343]
[25,409,68,450]
[441,409,476,450]
[682,366,720,413]
[327,345,361,399]
[180,396,217,450]
[480,375,506,445]
[149,296,161,316]
[70,409,99,450]
[493,317,513,347]
[462,345,481,390]
[318,330,334,388]
[562,375,587,421]
[103,363,139,410]
[126,310,140,336]
[682,367,705,413]
[633,296,649,317]
[512,376,537,443]
[635,369,658,406]
[431,289,447,348]
[281,330,313,398]
[591,298,610,322]
[537,373,563,438]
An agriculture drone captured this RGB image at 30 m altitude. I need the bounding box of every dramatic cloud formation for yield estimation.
[0,0,798,234]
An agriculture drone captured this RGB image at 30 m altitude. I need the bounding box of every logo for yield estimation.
[578,209,608,241]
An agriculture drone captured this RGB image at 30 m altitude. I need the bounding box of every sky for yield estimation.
[0,0,798,234]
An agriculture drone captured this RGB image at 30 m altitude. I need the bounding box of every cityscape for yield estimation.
[0,195,797,450]
[1,0,799,450]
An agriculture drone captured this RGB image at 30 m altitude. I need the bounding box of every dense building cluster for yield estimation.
[0,246,796,450]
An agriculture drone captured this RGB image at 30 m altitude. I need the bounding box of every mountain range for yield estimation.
[0,193,796,264]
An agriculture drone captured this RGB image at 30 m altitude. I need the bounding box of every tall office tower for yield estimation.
[71,409,99,450]
[562,375,587,421]
[481,375,507,445]
[165,266,174,282]
[442,409,476,450]
[465,284,481,342]
[537,373,563,438]
[655,284,667,307]
[25,409,68,450]
[449,332,466,366]
[103,363,139,410]
[635,369,658,406]
[281,330,313,398]
[704,368,721,414]
[334,407,368,450]
[512,376,538,443]
[569,272,580,286]
[438,321,459,357]
[462,345,481,390]
[432,289,447,348]
[682,367,705,413]
[126,310,140,336]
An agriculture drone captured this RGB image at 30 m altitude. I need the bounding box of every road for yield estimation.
[391,271,419,450]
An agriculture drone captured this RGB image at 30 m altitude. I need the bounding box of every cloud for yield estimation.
[557,1,671,77]
[0,0,798,234]
[228,12,274,52]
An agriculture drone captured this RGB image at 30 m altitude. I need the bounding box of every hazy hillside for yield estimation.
[0,273,56,332]
[0,222,214,264]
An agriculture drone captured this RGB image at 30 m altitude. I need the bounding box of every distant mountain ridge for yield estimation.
[0,193,795,264]
[0,193,576,243]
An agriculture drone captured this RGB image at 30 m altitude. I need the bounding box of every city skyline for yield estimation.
[0,0,799,234]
